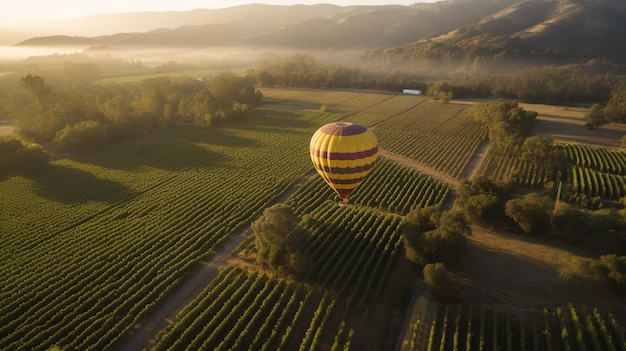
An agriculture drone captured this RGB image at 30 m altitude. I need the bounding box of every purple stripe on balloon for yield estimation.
[313,161,376,174]
[319,122,368,136]
[312,146,378,161]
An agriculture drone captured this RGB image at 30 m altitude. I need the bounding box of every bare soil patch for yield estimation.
[457,226,626,319]
[521,102,626,148]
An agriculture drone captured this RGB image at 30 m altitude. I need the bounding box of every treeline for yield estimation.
[4,72,262,153]
[364,34,562,71]
[256,54,624,105]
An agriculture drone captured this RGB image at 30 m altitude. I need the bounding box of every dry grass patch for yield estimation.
[457,226,625,317]
[521,102,626,148]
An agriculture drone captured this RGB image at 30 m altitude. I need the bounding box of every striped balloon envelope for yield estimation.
[309,122,378,204]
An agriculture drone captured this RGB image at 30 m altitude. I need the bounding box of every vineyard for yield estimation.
[0,107,334,351]
[402,301,626,351]
[262,88,489,179]
[476,143,626,207]
[287,158,450,216]
[2,87,625,350]
[149,154,453,350]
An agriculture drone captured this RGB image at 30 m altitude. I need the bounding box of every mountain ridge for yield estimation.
[13,1,519,50]
[11,0,626,62]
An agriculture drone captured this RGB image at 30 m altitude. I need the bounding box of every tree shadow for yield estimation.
[27,163,137,205]
[533,118,624,148]
[235,108,316,134]
[73,125,248,172]
[457,239,623,310]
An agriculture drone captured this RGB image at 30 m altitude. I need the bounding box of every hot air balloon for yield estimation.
[310,122,378,205]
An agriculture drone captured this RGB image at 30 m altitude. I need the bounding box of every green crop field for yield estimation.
[0,106,335,350]
[2,87,624,351]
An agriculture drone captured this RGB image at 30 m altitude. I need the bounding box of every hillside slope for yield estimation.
[15,1,519,50]
[370,0,626,63]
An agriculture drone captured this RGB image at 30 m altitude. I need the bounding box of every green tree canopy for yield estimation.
[0,136,49,177]
[604,84,626,123]
[471,100,537,152]
[455,176,511,225]
[423,262,464,301]
[251,204,310,277]
[53,120,108,153]
[520,136,565,172]
[584,103,607,129]
[505,192,554,234]
[7,72,262,153]
[400,207,471,267]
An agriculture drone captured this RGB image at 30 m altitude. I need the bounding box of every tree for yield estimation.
[457,176,511,200]
[20,74,52,109]
[438,91,453,104]
[400,207,471,267]
[551,202,590,242]
[604,84,626,123]
[471,100,537,152]
[560,254,626,293]
[461,193,501,224]
[251,204,310,277]
[97,89,136,140]
[134,77,173,128]
[584,103,607,129]
[505,193,554,234]
[0,136,49,177]
[53,120,108,153]
[256,70,276,87]
[423,262,463,301]
[455,176,511,225]
[520,136,565,172]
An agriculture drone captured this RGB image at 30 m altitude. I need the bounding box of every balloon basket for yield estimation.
[338,199,349,207]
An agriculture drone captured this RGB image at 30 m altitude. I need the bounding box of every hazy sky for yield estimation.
[2,0,438,22]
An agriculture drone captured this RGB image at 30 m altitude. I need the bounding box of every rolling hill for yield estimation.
[14,1,519,50]
[11,0,626,63]
[369,0,626,63]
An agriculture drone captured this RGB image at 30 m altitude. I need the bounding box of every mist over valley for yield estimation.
[0,0,623,84]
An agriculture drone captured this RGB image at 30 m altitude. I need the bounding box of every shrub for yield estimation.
[53,120,108,153]
[423,262,464,301]
[0,136,49,176]
[505,193,554,234]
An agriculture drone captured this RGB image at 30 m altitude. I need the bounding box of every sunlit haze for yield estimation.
[2,0,437,22]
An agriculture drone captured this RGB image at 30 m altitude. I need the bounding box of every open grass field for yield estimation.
[2,87,625,351]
